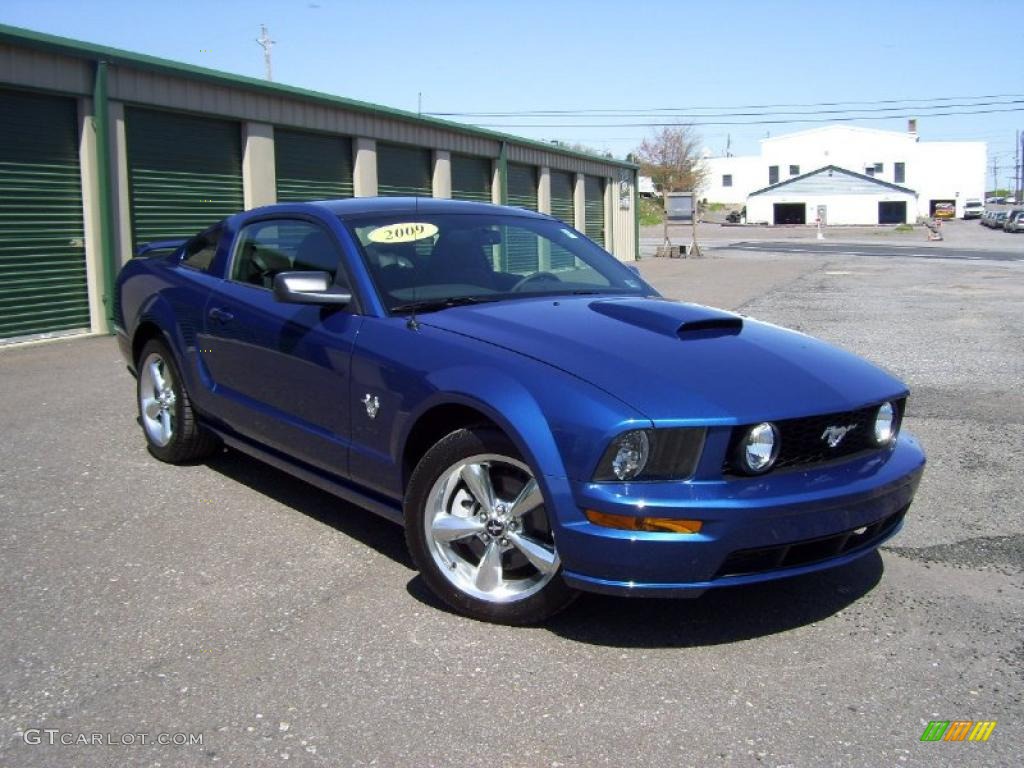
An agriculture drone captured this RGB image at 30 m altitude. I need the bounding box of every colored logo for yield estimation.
[920,720,997,742]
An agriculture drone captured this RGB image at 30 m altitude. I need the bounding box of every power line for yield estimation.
[464,105,1024,129]
[427,93,1024,118]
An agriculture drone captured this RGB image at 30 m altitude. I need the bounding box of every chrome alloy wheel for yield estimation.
[138,352,177,447]
[424,453,560,603]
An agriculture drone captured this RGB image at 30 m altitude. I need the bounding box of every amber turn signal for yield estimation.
[585,510,702,534]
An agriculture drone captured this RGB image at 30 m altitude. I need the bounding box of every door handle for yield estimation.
[208,307,234,323]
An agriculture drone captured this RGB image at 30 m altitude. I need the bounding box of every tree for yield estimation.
[635,126,707,193]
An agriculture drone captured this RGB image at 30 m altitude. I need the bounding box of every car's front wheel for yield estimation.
[136,339,219,463]
[405,427,577,624]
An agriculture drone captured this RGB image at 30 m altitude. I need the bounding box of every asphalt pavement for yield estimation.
[1,241,1021,767]
[720,240,1024,262]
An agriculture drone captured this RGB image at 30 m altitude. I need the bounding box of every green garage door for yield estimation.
[275,129,353,202]
[584,175,605,247]
[549,171,574,225]
[125,108,243,248]
[377,143,431,197]
[0,89,89,339]
[451,154,491,201]
[506,164,538,273]
[548,171,576,270]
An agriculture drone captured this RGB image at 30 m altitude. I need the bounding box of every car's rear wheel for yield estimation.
[136,339,219,463]
[405,427,577,624]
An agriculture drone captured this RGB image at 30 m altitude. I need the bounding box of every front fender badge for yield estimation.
[362,393,380,419]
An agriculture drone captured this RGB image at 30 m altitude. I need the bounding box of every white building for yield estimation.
[704,124,986,223]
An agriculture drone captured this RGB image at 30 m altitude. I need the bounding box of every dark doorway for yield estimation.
[773,203,806,225]
[878,201,907,224]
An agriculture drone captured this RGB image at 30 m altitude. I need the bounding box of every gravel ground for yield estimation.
[0,244,1021,767]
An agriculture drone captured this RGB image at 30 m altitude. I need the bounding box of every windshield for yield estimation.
[343,212,653,313]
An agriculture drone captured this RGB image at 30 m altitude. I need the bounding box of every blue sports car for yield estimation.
[116,198,925,624]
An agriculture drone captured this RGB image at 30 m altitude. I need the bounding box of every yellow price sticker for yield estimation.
[367,222,439,244]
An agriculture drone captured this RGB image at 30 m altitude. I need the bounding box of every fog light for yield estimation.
[874,401,898,445]
[739,422,779,474]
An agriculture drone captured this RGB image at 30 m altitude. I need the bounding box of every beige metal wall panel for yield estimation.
[506,144,622,179]
[108,101,133,267]
[108,66,505,160]
[353,138,377,197]
[537,167,551,214]
[432,150,452,199]
[76,98,105,334]
[604,177,614,256]
[0,44,92,95]
[242,122,276,208]
[611,170,636,261]
[574,174,585,231]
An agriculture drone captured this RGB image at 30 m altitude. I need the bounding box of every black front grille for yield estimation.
[714,507,907,579]
[724,399,904,475]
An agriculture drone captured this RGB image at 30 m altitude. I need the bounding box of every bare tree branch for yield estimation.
[636,126,708,193]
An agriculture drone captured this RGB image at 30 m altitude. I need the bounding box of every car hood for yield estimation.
[420,296,907,422]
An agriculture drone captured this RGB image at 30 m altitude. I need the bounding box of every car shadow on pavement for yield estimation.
[543,553,884,648]
[204,448,414,570]
[202,448,883,647]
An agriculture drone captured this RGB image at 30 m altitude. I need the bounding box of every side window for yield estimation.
[181,225,222,272]
[230,219,347,290]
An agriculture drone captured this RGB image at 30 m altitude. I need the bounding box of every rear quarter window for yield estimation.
[181,225,223,272]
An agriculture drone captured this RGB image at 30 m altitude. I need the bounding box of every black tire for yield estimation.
[136,338,220,463]
[404,426,577,624]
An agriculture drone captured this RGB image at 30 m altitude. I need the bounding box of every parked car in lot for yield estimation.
[962,200,983,219]
[115,198,926,624]
[986,211,1008,229]
[1004,209,1024,232]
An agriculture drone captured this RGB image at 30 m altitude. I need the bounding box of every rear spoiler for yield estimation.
[133,239,187,259]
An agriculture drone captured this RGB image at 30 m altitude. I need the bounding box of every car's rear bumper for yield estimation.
[551,433,925,597]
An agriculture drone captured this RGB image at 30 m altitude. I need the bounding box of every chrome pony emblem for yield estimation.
[361,394,380,419]
[821,424,857,448]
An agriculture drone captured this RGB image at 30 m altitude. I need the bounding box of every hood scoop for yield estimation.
[589,298,743,339]
[676,316,743,337]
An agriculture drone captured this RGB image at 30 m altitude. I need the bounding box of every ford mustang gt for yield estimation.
[115,198,925,624]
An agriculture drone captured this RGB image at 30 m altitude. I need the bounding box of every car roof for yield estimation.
[304,197,553,220]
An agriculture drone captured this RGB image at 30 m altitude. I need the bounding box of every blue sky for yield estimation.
[3,0,1022,188]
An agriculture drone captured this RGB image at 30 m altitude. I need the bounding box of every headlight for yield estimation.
[738,422,779,474]
[606,430,650,481]
[874,401,898,445]
[593,428,705,482]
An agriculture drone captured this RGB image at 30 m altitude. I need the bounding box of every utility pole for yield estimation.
[1016,129,1022,204]
[256,24,275,81]
[991,157,998,193]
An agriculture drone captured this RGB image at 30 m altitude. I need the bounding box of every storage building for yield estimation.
[0,24,639,343]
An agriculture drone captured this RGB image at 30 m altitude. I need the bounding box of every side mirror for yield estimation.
[272,271,351,305]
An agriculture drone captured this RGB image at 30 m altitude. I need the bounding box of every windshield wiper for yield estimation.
[390,296,496,314]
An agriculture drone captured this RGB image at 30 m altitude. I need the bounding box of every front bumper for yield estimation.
[550,433,925,597]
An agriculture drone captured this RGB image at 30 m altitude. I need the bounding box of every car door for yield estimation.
[198,216,363,477]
